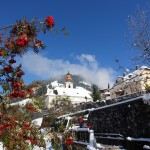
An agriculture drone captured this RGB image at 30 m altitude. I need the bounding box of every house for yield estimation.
[99,83,111,100]
[110,66,150,99]
[45,72,93,108]
[99,88,110,100]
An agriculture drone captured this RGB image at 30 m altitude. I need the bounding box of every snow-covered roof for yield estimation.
[46,86,92,99]
[125,66,150,79]
[51,80,64,88]
[118,76,124,78]
[113,66,150,87]
[104,91,110,95]
[10,98,32,107]
[141,65,149,69]
[79,81,91,87]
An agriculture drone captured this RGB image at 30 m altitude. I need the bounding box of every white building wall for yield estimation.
[65,82,73,88]
[46,95,93,109]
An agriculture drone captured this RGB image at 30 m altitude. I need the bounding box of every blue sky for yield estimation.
[0,0,149,88]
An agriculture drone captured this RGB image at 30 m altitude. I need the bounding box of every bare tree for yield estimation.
[128,6,150,65]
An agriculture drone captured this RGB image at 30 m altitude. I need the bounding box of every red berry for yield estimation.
[9,59,16,64]
[4,65,12,73]
[0,50,3,56]
[17,71,24,77]
[46,16,55,29]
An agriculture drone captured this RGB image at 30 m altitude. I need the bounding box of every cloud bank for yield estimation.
[20,53,116,88]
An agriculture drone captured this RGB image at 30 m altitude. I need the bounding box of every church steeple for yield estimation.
[65,71,72,82]
[65,71,73,88]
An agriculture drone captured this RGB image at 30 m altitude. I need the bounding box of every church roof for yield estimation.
[46,86,92,99]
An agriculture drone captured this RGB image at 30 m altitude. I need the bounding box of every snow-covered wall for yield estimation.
[88,94,150,150]
[88,96,150,149]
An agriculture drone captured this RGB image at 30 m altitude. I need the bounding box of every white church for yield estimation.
[45,72,93,108]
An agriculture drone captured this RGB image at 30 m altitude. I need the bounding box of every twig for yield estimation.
[0,24,15,31]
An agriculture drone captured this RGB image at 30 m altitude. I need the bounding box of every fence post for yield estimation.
[89,130,94,147]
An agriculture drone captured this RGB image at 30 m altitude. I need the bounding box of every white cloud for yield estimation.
[76,54,98,70]
[20,53,116,88]
[76,54,96,63]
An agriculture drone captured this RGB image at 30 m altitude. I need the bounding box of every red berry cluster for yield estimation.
[34,40,42,47]
[0,124,10,130]
[0,49,5,56]
[0,16,55,150]
[65,138,74,145]
[25,137,35,145]
[3,65,12,73]
[23,122,30,128]
[46,16,55,29]
[17,34,29,47]
[9,59,16,64]
[10,89,25,98]
[27,106,37,112]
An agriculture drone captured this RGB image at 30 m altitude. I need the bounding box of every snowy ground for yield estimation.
[10,98,32,107]
[33,140,54,150]
[0,140,54,150]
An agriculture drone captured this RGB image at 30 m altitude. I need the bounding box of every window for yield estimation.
[53,90,58,95]
[129,75,132,78]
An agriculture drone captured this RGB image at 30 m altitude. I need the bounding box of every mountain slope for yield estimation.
[35,74,92,96]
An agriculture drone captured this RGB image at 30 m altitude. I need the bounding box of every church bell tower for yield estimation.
[65,71,73,88]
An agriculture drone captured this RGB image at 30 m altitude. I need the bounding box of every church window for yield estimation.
[69,85,71,88]
[53,90,58,95]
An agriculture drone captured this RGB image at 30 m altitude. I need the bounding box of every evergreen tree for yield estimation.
[36,81,47,96]
[92,84,101,101]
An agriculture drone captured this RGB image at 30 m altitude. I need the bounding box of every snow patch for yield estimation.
[96,143,104,148]
[127,137,132,141]
[0,142,3,150]
[87,145,96,150]
[79,81,91,87]
[127,137,150,142]
[0,141,54,150]
[143,145,150,149]
[143,93,150,105]
[32,117,43,126]
[10,98,32,107]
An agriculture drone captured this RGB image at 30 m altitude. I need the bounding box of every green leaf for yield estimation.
[39,24,46,34]
[30,18,36,25]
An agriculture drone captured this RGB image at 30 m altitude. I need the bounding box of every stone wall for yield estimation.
[88,98,150,138]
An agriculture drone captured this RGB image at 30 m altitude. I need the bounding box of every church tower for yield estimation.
[65,71,73,88]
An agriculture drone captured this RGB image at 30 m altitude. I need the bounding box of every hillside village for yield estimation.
[43,66,150,108]
[9,65,150,107]
[9,65,150,115]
